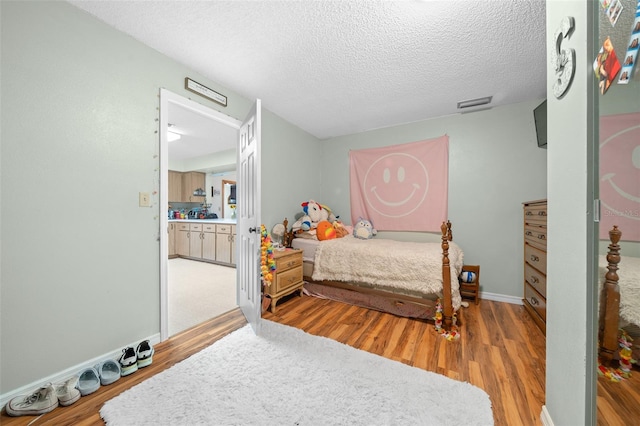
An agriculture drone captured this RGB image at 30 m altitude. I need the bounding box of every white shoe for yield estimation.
[54,376,81,406]
[136,340,154,368]
[118,347,138,376]
[5,384,58,417]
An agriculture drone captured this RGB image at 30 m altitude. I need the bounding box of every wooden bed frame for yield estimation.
[284,220,456,329]
[599,225,623,364]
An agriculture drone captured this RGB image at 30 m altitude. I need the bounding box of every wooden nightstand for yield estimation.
[459,265,480,305]
[265,249,304,313]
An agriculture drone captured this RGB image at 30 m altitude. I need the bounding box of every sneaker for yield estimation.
[5,384,58,417]
[54,376,81,407]
[77,367,100,396]
[95,359,121,385]
[118,347,138,376]
[136,340,154,368]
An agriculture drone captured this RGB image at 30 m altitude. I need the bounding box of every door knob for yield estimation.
[249,227,258,233]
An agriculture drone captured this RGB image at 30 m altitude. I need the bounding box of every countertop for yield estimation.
[169,218,237,225]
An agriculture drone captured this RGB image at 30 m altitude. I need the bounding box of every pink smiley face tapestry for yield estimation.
[349,135,449,232]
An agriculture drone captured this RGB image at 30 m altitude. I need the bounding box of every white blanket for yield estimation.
[599,255,640,326]
[311,236,463,309]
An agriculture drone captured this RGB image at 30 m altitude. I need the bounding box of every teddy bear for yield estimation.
[353,217,377,239]
[292,199,337,232]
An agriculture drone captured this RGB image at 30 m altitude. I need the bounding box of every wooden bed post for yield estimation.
[441,221,453,329]
[599,225,622,364]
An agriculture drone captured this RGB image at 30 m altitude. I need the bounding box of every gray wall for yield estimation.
[0,1,318,394]
[545,1,597,424]
[320,101,548,300]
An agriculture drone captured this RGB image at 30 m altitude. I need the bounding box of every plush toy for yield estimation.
[353,217,377,239]
[292,200,337,232]
[316,220,336,241]
[332,220,350,238]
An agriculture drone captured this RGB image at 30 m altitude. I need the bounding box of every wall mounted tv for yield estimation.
[534,100,547,149]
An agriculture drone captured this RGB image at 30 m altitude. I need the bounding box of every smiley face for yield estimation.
[362,153,429,218]
[599,121,640,239]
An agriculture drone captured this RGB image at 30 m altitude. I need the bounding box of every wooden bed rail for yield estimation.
[599,225,622,364]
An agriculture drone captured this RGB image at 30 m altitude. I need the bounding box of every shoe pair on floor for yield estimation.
[5,340,154,417]
[118,340,154,376]
[76,358,122,397]
[5,376,80,417]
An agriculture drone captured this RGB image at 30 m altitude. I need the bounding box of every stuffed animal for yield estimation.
[292,200,337,232]
[353,217,377,239]
[332,220,350,238]
[316,220,336,241]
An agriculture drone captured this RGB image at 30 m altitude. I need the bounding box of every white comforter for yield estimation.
[311,236,464,310]
[599,255,640,326]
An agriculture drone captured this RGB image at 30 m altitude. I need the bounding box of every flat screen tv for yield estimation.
[534,100,547,149]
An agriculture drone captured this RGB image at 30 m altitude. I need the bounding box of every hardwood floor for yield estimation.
[2,296,638,425]
[0,309,247,426]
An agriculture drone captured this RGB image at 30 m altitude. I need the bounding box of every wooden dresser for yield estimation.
[523,199,547,334]
[266,249,304,314]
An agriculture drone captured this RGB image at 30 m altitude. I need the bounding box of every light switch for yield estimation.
[139,192,150,207]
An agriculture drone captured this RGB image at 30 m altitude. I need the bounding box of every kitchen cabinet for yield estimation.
[168,223,177,258]
[202,224,216,261]
[215,224,235,265]
[176,223,190,257]
[168,170,182,203]
[181,171,206,202]
[189,223,203,258]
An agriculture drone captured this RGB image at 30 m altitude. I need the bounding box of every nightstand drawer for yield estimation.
[275,267,302,293]
[275,252,303,272]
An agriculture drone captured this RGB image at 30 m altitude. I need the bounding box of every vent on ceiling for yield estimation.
[457,96,493,109]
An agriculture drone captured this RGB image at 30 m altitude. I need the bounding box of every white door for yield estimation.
[237,100,261,334]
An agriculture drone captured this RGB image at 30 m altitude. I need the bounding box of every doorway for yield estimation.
[159,89,242,341]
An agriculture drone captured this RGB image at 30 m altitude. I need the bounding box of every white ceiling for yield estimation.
[69,0,547,159]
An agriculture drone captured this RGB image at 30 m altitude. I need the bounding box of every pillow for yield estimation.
[294,230,318,240]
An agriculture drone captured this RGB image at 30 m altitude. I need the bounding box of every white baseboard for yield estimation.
[480,291,523,305]
[0,333,160,408]
[540,405,554,426]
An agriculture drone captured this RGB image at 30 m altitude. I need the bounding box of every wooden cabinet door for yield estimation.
[181,172,206,202]
[202,224,216,261]
[230,225,236,266]
[168,223,177,257]
[216,234,232,264]
[176,228,190,257]
[168,171,182,203]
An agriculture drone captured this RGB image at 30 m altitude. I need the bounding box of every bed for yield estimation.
[284,220,463,330]
[598,225,640,366]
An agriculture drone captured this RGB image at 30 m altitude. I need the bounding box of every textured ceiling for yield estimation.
[69,0,547,146]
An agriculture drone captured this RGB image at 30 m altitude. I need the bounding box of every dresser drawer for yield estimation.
[524,204,547,225]
[275,252,303,272]
[525,263,546,297]
[275,267,303,293]
[524,225,547,250]
[525,243,547,273]
[524,283,546,320]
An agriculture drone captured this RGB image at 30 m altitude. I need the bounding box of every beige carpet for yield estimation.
[168,258,238,336]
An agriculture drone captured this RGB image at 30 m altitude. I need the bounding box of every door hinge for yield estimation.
[594,199,600,222]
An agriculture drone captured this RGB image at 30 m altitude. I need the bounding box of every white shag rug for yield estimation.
[101,321,493,426]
